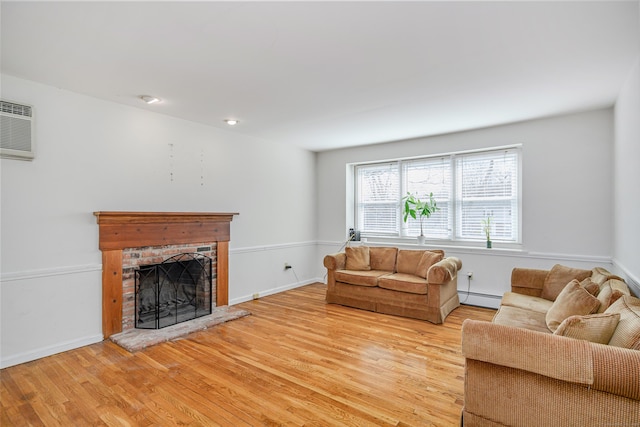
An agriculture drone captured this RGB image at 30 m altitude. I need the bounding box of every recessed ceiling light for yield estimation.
[224,119,239,125]
[139,95,161,104]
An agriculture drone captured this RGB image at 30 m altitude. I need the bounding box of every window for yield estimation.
[355,163,400,235]
[354,146,521,244]
[455,150,519,242]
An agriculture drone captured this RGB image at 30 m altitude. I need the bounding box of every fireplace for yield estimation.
[94,211,238,338]
[136,253,212,329]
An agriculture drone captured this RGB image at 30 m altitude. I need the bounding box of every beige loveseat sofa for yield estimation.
[323,245,461,323]
[461,264,640,427]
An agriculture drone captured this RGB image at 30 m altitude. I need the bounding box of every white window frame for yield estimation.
[352,145,522,246]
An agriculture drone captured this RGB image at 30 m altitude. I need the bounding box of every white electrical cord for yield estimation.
[289,266,300,284]
[337,234,355,253]
[460,274,472,304]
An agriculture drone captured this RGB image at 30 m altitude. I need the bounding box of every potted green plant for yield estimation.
[481,216,492,248]
[402,192,439,245]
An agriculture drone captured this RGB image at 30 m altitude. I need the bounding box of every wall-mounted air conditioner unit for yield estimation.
[1,100,35,161]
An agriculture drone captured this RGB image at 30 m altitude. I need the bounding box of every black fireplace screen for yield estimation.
[135,253,212,329]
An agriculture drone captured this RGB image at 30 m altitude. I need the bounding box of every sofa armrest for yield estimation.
[427,257,462,285]
[510,267,548,297]
[462,319,640,400]
[323,252,346,271]
[462,319,593,384]
[427,257,461,285]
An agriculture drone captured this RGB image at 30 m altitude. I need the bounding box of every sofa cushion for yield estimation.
[590,266,623,286]
[553,313,620,344]
[369,246,398,271]
[415,251,444,279]
[492,305,551,334]
[596,279,631,313]
[605,296,640,350]
[580,277,600,296]
[334,270,388,287]
[345,246,370,271]
[499,292,554,314]
[378,273,428,294]
[541,264,592,301]
[396,250,425,275]
[545,280,601,332]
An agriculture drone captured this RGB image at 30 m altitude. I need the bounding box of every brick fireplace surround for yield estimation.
[94,212,238,339]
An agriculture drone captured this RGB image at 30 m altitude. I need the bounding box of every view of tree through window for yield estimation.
[403,158,451,238]
[356,163,399,235]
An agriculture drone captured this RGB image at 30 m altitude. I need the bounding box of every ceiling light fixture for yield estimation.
[139,95,161,104]
[224,119,239,125]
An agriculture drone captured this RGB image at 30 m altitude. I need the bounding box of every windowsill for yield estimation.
[351,236,526,255]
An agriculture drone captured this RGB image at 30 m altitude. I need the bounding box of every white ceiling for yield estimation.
[1,1,638,152]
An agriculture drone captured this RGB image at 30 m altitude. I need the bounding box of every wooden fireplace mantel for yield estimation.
[94,211,238,338]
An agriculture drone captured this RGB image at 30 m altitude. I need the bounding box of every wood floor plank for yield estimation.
[1,282,496,426]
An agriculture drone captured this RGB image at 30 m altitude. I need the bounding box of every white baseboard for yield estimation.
[458,291,502,309]
[230,277,323,305]
[1,334,104,369]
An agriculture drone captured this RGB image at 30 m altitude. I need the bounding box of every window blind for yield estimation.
[355,163,399,235]
[401,158,452,238]
[455,149,519,241]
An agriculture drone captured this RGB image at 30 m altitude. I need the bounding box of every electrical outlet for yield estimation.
[284,263,292,270]
[467,271,473,279]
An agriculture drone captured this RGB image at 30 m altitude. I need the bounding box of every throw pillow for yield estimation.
[541,264,592,301]
[553,313,620,344]
[596,279,631,313]
[415,251,444,279]
[590,266,623,286]
[345,246,371,271]
[580,277,600,296]
[605,296,640,350]
[545,280,601,332]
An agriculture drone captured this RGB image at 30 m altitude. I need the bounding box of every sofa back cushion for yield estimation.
[397,249,443,275]
[597,279,631,313]
[545,280,601,332]
[396,250,424,275]
[369,247,398,271]
[605,296,640,350]
[541,264,591,301]
[345,246,371,271]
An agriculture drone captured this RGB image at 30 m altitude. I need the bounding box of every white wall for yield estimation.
[613,57,640,292]
[0,75,319,367]
[2,66,637,368]
[317,109,617,305]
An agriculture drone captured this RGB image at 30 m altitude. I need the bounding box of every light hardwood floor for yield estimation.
[1,283,496,427]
